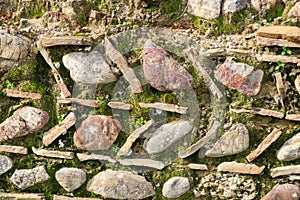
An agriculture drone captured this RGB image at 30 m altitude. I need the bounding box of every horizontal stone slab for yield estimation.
[118,158,165,170]
[77,153,116,164]
[217,161,265,174]
[6,89,42,100]
[0,145,28,154]
[139,102,188,114]
[32,147,74,159]
[0,192,45,200]
[271,165,300,178]
[230,108,284,119]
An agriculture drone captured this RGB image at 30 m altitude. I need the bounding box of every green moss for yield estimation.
[161,0,183,18]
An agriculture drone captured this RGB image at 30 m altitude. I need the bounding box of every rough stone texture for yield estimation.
[251,0,278,11]
[55,168,86,192]
[215,59,264,96]
[223,0,248,15]
[187,0,222,19]
[205,123,249,157]
[74,115,122,151]
[0,155,13,175]
[144,120,193,154]
[271,165,300,177]
[32,147,75,159]
[277,132,300,161]
[0,30,31,73]
[194,173,257,200]
[77,153,117,164]
[118,159,165,170]
[10,166,50,190]
[217,161,265,174]
[0,107,49,142]
[288,2,300,18]
[142,40,194,92]
[0,145,28,154]
[295,75,300,95]
[256,36,300,48]
[62,51,117,84]
[162,177,190,198]
[187,163,208,170]
[87,169,155,199]
[261,184,300,200]
[256,26,300,43]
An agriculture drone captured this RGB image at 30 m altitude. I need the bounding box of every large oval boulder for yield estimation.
[74,115,122,151]
[87,169,155,199]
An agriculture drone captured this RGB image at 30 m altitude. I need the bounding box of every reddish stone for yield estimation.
[142,40,194,92]
[288,2,300,19]
[261,184,300,200]
[215,59,263,96]
[74,115,122,151]
[0,107,49,142]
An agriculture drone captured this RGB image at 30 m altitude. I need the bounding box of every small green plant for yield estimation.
[5,80,14,89]
[96,96,105,103]
[274,60,286,71]
[57,114,66,124]
[281,47,292,56]
[136,116,146,126]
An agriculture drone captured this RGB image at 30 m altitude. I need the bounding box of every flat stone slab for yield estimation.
[77,153,116,164]
[139,102,188,114]
[230,107,284,119]
[187,0,222,19]
[0,107,49,142]
[187,163,208,170]
[205,123,249,157]
[6,89,42,100]
[0,145,28,154]
[215,58,263,96]
[0,155,13,175]
[256,36,300,48]
[142,40,194,92]
[55,168,86,192]
[53,195,102,200]
[261,184,300,200]
[10,166,50,190]
[118,159,165,170]
[32,147,75,159]
[217,161,265,174]
[0,193,45,200]
[74,115,122,151]
[162,177,190,198]
[87,169,155,199]
[271,165,300,178]
[277,132,300,161]
[144,120,193,154]
[256,26,300,43]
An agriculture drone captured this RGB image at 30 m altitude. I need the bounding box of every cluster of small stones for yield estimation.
[0,0,300,199]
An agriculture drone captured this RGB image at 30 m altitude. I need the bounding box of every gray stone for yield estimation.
[0,155,13,175]
[223,0,248,15]
[62,51,117,84]
[10,166,50,190]
[288,2,300,18]
[55,168,86,192]
[87,169,155,199]
[162,177,190,198]
[187,0,222,19]
[144,120,193,154]
[251,0,278,12]
[142,40,194,92]
[215,58,264,96]
[261,184,300,200]
[205,123,249,157]
[277,132,300,161]
[0,30,31,73]
[271,165,300,177]
[0,107,49,142]
[74,115,122,151]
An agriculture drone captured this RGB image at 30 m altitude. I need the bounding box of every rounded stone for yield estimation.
[261,184,300,200]
[0,155,13,175]
[162,177,190,198]
[74,115,122,151]
[55,167,86,192]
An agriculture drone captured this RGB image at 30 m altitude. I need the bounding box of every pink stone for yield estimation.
[261,184,300,200]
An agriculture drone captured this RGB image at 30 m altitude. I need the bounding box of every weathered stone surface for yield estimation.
[246,128,282,162]
[194,173,257,199]
[271,165,300,177]
[187,163,208,170]
[256,26,300,43]
[74,115,122,151]
[142,40,194,92]
[277,132,300,161]
[187,0,222,19]
[87,169,155,199]
[295,75,300,95]
[286,114,300,121]
[55,168,86,192]
[10,166,50,190]
[223,0,248,14]
[0,155,13,175]
[38,36,92,48]
[256,36,300,48]
[43,112,76,146]
[77,153,117,163]
[57,98,99,107]
[275,72,285,108]
[230,107,285,119]
[144,120,193,154]
[108,102,133,110]
[0,30,31,73]
[261,184,300,200]
[118,159,165,170]
[205,123,249,157]
[139,102,188,114]
[6,89,42,100]
[256,54,300,66]
[0,107,49,142]
[0,145,28,154]
[54,195,102,200]
[32,147,75,159]
[62,52,117,84]
[288,2,300,18]
[251,0,278,11]
[162,177,190,198]
[0,193,45,200]
[217,161,265,174]
[215,59,263,96]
